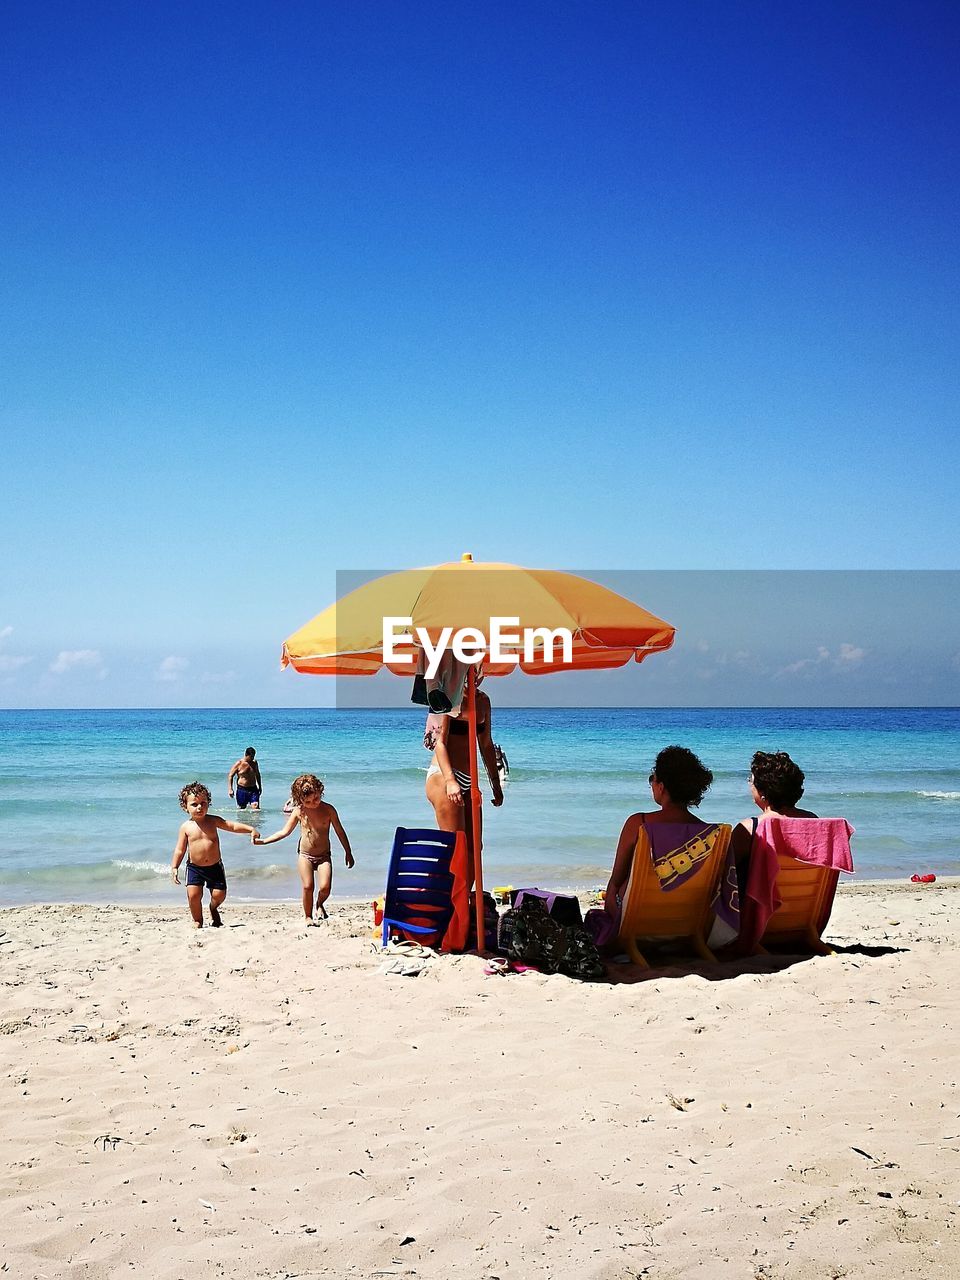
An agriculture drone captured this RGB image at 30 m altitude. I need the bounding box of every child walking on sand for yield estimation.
[254,774,354,925]
[171,782,258,928]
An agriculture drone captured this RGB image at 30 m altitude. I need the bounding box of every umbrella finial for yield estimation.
[461,551,473,562]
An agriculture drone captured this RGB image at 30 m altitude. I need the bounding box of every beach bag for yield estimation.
[559,924,605,981]
[513,888,582,928]
[502,896,605,980]
[497,905,517,956]
[505,895,567,974]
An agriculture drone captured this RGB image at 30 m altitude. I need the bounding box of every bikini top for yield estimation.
[448,716,486,736]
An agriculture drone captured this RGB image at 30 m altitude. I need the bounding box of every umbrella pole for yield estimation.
[465,664,485,954]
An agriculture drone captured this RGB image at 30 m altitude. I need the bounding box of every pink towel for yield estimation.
[744,817,855,948]
[759,816,855,872]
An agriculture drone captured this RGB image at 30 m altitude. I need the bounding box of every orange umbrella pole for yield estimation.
[465,663,485,954]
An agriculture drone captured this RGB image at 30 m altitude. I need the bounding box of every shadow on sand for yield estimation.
[601,940,906,984]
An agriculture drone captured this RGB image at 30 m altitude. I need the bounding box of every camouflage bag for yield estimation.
[505,895,567,974]
[559,924,605,981]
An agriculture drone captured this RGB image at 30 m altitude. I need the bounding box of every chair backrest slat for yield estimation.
[381,826,470,952]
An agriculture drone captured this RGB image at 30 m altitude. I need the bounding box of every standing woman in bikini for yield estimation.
[425,675,504,884]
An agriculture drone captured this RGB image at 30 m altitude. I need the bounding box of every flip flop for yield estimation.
[910,873,937,884]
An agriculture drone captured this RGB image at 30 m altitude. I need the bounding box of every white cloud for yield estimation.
[777,643,867,678]
[50,649,105,676]
[0,625,12,642]
[781,655,817,675]
[156,655,189,683]
[837,643,866,664]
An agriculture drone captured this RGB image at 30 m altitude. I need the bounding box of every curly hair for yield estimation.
[750,751,805,809]
[179,781,211,810]
[652,746,713,808]
[290,774,324,806]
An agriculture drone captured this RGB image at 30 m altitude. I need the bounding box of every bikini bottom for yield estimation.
[297,841,331,868]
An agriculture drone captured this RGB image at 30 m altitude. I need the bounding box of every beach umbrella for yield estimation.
[281,555,676,947]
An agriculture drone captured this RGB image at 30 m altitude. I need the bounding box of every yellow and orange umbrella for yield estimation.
[281,555,675,947]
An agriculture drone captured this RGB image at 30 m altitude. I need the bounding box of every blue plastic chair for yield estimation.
[381,827,469,951]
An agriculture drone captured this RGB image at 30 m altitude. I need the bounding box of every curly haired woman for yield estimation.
[732,751,816,893]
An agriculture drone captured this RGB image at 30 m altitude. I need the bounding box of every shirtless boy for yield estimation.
[228,747,262,809]
[171,782,258,928]
[254,774,354,925]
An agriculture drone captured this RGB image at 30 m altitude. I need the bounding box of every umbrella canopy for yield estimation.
[281,556,676,676]
[281,556,676,952]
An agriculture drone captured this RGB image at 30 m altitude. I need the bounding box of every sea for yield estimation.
[1,707,958,907]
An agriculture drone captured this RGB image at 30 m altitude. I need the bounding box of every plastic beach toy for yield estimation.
[910,873,937,884]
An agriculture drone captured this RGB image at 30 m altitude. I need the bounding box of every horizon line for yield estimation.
[2,705,958,714]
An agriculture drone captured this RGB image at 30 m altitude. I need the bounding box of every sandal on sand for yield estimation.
[911,873,937,884]
[378,939,439,977]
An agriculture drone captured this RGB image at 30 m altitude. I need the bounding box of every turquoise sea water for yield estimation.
[0,708,958,906]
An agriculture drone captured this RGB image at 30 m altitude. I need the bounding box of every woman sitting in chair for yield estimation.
[732,751,816,896]
[603,745,714,930]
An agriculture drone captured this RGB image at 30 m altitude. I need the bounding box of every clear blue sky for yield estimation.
[2,2,958,707]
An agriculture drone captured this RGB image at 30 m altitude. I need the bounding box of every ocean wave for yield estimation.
[109,858,293,881]
[111,859,170,876]
[0,860,173,886]
[0,859,300,886]
[229,864,292,879]
[763,788,960,804]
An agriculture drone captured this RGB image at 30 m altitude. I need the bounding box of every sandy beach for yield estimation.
[1,882,958,1279]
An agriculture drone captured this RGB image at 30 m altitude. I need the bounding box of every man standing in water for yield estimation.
[228,746,262,809]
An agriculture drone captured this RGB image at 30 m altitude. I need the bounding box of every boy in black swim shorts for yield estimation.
[171,782,258,928]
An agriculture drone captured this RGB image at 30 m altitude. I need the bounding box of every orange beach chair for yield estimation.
[745,817,854,955]
[616,823,732,967]
[758,860,840,954]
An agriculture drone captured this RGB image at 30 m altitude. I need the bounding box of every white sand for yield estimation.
[1,882,959,1279]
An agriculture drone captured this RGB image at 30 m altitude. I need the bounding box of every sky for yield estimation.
[1,2,958,708]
